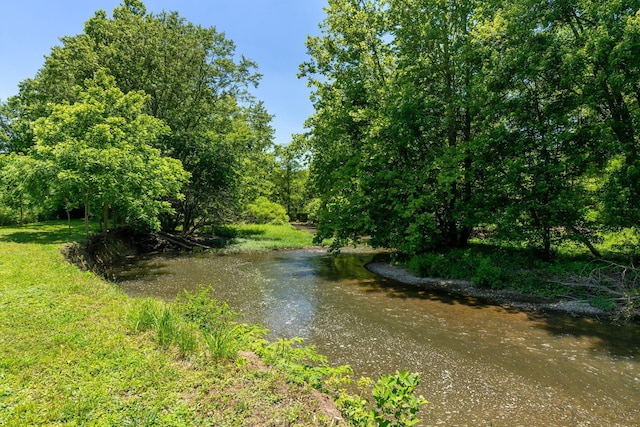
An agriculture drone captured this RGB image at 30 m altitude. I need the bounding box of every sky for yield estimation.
[0,0,327,145]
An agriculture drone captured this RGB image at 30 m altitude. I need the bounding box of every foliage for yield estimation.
[304,198,323,223]
[253,338,428,427]
[5,0,273,235]
[243,196,290,225]
[301,0,640,261]
[471,258,504,288]
[0,153,49,225]
[255,337,351,389]
[371,371,428,427]
[270,139,313,220]
[336,372,428,427]
[556,261,640,321]
[27,71,188,235]
[176,286,254,361]
[404,231,640,319]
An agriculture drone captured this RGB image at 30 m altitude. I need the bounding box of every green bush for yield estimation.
[304,198,322,223]
[337,371,428,427]
[0,205,18,226]
[406,253,449,278]
[176,286,247,361]
[471,257,504,288]
[244,196,290,225]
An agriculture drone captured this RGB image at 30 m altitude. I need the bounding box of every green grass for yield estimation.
[0,221,341,426]
[217,223,324,253]
[403,229,640,320]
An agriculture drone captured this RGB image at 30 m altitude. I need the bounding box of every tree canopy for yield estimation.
[1,0,273,234]
[31,72,188,235]
[301,0,640,258]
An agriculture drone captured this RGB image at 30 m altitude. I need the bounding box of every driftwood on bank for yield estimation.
[157,231,212,250]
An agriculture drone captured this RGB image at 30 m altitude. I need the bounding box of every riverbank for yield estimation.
[0,221,346,426]
[366,262,610,319]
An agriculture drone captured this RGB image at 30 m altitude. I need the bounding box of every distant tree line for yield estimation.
[301,0,640,259]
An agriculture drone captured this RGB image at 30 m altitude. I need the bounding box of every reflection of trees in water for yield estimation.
[314,253,376,281]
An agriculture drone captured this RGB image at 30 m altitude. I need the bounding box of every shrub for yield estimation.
[472,257,504,288]
[406,253,449,278]
[337,371,428,427]
[244,196,289,225]
[129,298,162,332]
[304,198,322,223]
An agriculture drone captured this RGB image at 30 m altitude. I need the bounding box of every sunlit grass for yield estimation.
[0,221,341,425]
[220,223,327,253]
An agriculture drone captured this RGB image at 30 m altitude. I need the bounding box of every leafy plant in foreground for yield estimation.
[337,371,428,427]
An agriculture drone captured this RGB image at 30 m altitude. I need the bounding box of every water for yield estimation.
[115,249,640,426]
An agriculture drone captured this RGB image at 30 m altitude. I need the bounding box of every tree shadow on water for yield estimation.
[328,259,640,359]
[527,311,640,358]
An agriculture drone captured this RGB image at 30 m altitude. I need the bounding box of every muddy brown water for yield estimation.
[115,249,640,426]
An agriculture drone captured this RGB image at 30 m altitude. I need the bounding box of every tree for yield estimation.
[573,1,640,228]
[0,153,49,225]
[301,0,395,250]
[380,0,486,250]
[468,0,598,258]
[302,0,640,259]
[271,140,311,220]
[302,0,486,253]
[9,0,271,234]
[30,72,188,236]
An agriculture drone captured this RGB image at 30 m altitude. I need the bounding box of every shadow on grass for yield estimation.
[0,221,88,245]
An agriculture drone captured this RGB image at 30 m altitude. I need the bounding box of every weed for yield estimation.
[129,298,161,332]
[203,325,240,361]
[471,257,504,288]
[337,372,428,427]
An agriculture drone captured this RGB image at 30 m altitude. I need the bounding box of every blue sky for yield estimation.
[0,0,327,145]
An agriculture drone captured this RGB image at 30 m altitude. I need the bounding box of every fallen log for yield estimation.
[158,231,211,250]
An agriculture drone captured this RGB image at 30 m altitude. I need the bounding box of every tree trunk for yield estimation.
[84,194,89,238]
[569,226,603,259]
[103,201,109,237]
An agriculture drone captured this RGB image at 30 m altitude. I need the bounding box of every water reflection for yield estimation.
[115,249,640,426]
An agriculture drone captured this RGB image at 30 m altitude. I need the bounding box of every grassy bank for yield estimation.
[402,231,640,321]
[215,223,323,253]
[0,221,343,426]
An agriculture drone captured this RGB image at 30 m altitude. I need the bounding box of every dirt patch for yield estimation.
[237,351,347,426]
[366,262,608,319]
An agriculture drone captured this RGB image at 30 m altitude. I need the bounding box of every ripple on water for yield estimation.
[115,250,640,426]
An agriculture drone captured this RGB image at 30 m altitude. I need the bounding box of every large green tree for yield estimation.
[301,0,395,250]
[271,141,311,220]
[470,0,598,258]
[302,0,640,257]
[30,72,188,236]
[302,0,486,253]
[8,0,271,234]
[573,1,640,228]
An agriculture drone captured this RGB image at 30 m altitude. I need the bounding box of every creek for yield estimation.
[115,248,640,426]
